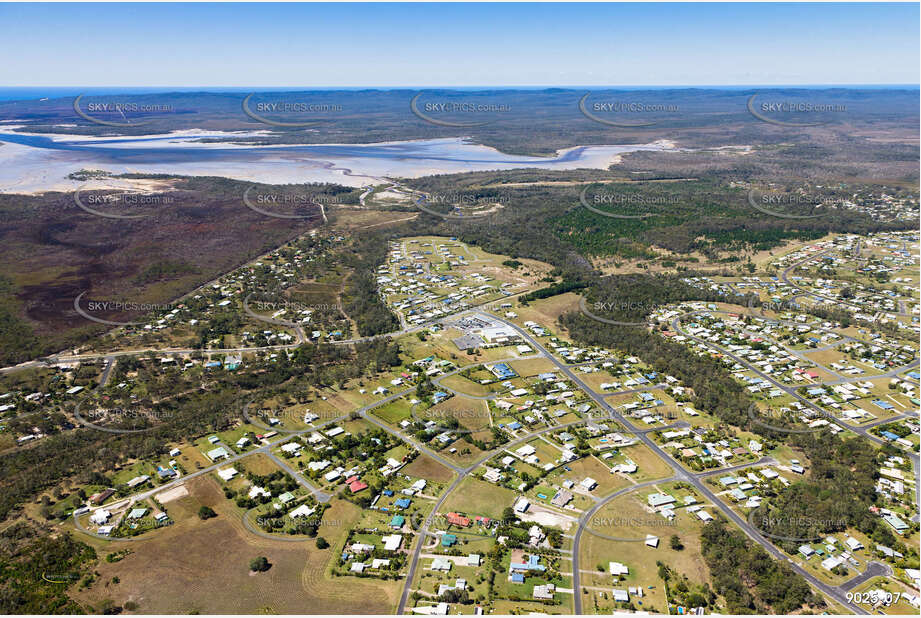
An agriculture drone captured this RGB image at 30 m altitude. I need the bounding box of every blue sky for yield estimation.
[1,2,918,86]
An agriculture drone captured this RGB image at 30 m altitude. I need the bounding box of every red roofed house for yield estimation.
[348,480,368,493]
[474,515,492,526]
[345,475,359,485]
[445,512,471,527]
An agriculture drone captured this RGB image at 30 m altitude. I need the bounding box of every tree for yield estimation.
[197,505,217,520]
[249,556,270,572]
[670,534,684,551]
[316,537,329,549]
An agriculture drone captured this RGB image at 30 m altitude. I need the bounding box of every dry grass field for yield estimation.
[70,476,401,614]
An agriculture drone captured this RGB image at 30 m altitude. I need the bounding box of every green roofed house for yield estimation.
[442,533,457,547]
[127,508,148,520]
[647,493,676,508]
[207,446,230,461]
[278,492,296,505]
[883,514,908,532]
[390,514,405,529]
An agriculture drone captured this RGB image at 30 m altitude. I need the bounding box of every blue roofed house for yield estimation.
[395,497,411,509]
[510,553,546,575]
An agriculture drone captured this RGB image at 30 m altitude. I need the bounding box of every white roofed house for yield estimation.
[288,504,316,519]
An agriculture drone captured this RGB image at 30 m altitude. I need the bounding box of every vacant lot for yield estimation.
[441,476,518,520]
[403,454,456,484]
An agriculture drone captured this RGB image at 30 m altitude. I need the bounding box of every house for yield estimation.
[395,497,412,509]
[349,480,369,493]
[647,493,676,508]
[217,467,238,481]
[390,515,405,529]
[645,535,659,548]
[550,489,573,508]
[126,475,150,489]
[280,442,301,455]
[612,589,630,602]
[430,557,453,572]
[510,553,546,574]
[382,534,403,551]
[127,507,147,520]
[351,542,375,553]
[90,489,114,505]
[609,561,629,576]
[579,477,597,491]
[441,533,457,547]
[822,556,844,571]
[845,536,863,551]
[207,446,230,461]
[483,467,503,483]
[533,583,555,600]
[289,504,315,518]
[798,545,815,558]
[445,512,471,527]
[514,496,530,513]
[883,514,908,532]
[90,509,112,525]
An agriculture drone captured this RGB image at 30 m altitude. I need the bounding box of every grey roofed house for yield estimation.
[453,334,484,351]
[550,489,573,508]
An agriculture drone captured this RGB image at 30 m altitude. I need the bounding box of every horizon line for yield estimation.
[3,84,919,89]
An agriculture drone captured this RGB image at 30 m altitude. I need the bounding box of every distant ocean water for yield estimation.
[0,85,916,103]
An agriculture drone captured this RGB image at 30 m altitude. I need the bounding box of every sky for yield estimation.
[0,2,918,87]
